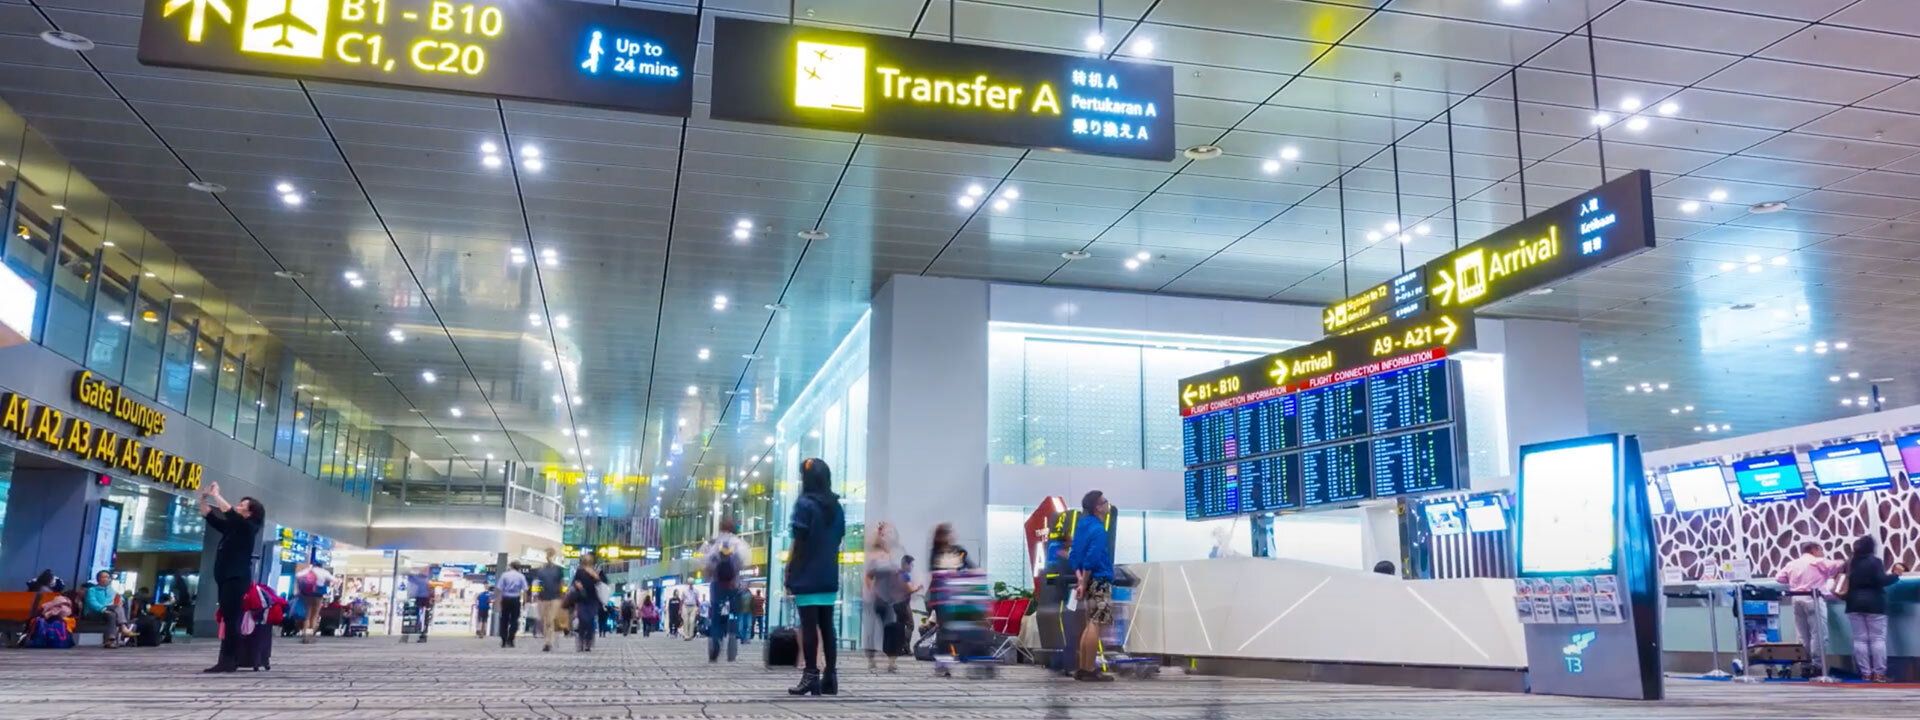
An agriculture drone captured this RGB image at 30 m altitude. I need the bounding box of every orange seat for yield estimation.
[0,592,39,623]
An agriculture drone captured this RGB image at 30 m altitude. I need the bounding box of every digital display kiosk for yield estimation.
[1513,433,1662,700]
[1807,440,1895,495]
[1731,453,1807,504]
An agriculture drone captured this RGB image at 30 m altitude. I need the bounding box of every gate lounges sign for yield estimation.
[710,18,1176,161]
[136,0,698,116]
[0,371,205,491]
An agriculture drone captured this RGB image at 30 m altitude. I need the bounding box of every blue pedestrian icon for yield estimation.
[580,30,605,74]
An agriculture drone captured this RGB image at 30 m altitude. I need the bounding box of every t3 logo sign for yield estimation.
[1561,630,1596,674]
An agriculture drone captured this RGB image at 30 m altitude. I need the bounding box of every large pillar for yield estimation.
[0,466,107,586]
[1496,318,1590,483]
[867,276,990,574]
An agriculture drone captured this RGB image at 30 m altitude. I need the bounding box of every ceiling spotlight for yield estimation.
[765,436,776,446]
[480,141,498,154]
[1084,31,1106,51]
[1590,359,1603,368]
[280,193,303,206]
[1680,200,1700,213]
[551,393,563,404]
[528,313,543,326]
[449,407,464,418]
[1657,383,1670,391]
[731,226,751,240]
[1770,255,1788,266]
[1694,426,1704,432]
[798,228,829,241]
[540,247,558,266]
[1135,251,1152,262]
[1414,223,1432,236]
[470,433,481,443]
[1849,371,1861,379]
[1625,116,1649,132]
[554,314,571,329]
[571,395,583,406]
[1625,385,1636,393]
[482,155,503,169]
[1002,187,1020,200]
[1590,112,1612,127]
[713,294,730,310]
[1619,97,1643,112]
[966,184,985,197]
[541,359,555,371]
[1124,259,1141,271]
[1836,342,1850,350]
[1709,188,1729,202]
[577,429,588,438]
[1366,231,1383,243]
[387,328,406,342]
[510,248,527,265]
[677,418,687,427]
[40,30,95,51]
[1280,146,1301,161]
[1858,395,1869,405]
[519,145,540,159]
[1657,101,1680,116]
[1183,145,1224,160]
[523,158,545,173]
[189,180,227,194]
[1261,159,1281,174]
[992,198,1011,212]
[957,195,977,209]
[1794,345,1808,353]
[1669,408,1679,415]
[1382,221,1400,234]
[1129,37,1154,56]
[685,385,699,396]
[1398,234,1413,244]
[741,353,764,360]
[697,347,711,361]
[1843,398,1855,406]
[421,370,437,383]
[342,270,360,282]
[736,218,754,230]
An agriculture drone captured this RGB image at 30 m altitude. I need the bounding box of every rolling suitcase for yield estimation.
[237,611,274,671]
[764,626,799,668]
[133,615,161,647]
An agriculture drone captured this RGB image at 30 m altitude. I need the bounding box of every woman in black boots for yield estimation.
[786,458,847,696]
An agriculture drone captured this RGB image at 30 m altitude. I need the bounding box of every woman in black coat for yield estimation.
[1842,534,1905,683]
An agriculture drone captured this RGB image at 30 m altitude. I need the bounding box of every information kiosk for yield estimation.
[1513,433,1662,700]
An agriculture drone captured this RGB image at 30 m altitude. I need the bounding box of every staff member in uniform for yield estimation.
[198,482,264,674]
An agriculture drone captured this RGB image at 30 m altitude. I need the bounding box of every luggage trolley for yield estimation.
[1094,570,1159,679]
[928,567,999,678]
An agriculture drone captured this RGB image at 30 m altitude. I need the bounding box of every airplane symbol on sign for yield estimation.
[252,0,317,49]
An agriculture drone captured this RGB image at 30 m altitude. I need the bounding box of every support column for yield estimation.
[0,466,106,585]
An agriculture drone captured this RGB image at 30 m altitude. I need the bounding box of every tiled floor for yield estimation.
[0,632,1913,719]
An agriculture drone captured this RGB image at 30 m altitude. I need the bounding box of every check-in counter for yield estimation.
[1661,578,1919,680]
[1123,558,1527,691]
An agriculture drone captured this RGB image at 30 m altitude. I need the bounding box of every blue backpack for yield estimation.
[28,617,73,649]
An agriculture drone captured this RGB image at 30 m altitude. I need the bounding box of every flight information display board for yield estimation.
[1183,359,1464,519]
[1372,426,1461,498]
[1300,379,1368,446]
[1368,360,1451,433]
[1302,442,1371,507]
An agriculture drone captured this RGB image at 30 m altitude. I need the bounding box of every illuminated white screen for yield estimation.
[0,265,37,338]
[1648,482,1668,516]
[1667,465,1732,512]
[1464,501,1506,532]
[1518,440,1616,575]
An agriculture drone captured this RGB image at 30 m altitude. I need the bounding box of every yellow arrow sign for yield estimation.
[162,0,233,44]
[1432,268,1456,306]
[1267,358,1289,386]
[1181,384,1199,407]
[1436,314,1459,344]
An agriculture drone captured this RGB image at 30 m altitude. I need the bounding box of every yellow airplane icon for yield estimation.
[239,0,328,59]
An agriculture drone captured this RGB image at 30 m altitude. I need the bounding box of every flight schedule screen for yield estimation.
[1183,359,1461,519]
[1371,427,1459,498]
[1299,379,1368,446]
[1367,360,1451,433]
[1302,442,1371,507]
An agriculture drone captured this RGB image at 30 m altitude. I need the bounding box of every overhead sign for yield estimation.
[0,373,206,491]
[1179,309,1476,417]
[137,0,698,116]
[710,18,1176,161]
[1322,171,1656,332]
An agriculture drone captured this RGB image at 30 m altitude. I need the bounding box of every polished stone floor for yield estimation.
[0,632,1913,719]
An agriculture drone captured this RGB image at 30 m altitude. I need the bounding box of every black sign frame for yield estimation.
[710,17,1176,161]
[136,0,699,117]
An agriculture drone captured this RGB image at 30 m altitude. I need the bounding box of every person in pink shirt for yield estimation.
[1775,541,1847,680]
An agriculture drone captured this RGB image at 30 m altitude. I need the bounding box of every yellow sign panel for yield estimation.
[240,0,330,59]
[795,41,866,112]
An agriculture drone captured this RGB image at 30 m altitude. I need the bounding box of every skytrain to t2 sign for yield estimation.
[709,18,1176,161]
[136,0,698,116]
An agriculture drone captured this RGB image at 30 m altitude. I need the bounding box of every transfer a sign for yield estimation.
[137,0,698,116]
[1321,170,1656,330]
[710,18,1176,161]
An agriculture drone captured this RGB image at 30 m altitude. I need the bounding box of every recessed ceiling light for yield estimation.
[172,293,184,299]
[965,184,985,197]
[1123,259,1141,271]
[482,155,502,169]
[273,270,305,279]
[1366,231,1383,243]
[685,385,699,396]
[450,407,464,417]
[992,198,1011,212]
[1261,159,1281,174]
[50,203,69,211]
[519,145,540,159]
[1528,287,1554,296]
[103,241,116,247]
[371,371,392,378]
[275,182,295,194]
[1830,375,1842,383]
[1619,96,1643,112]
[1657,101,1680,116]
[713,294,730,310]
[1679,200,1700,213]
[1708,188,1729,202]
[1794,345,1808,353]
[765,302,788,311]
[41,30,94,51]
[1749,200,1789,214]
[280,193,303,206]
[798,228,829,241]
[1415,223,1432,236]
[1183,145,1223,160]
[523,158,545,172]
[1135,251,1153,262]
[1280,146,1301,161]
[1836,341,1850,350]
[1769,255,1788,266]
[554,314,571,329]
[1128,37,1154,56]
[956,195,977,209]
[1590,112,1612,127]
[142,271,156,278]
[697,347,711,361]
[1590,359,1603,368]
[1061,250,1092,261]
[1625,116,1649,132]
[1002,187,1021,201]
[480,141,498,154]
[1083,31,1106,51]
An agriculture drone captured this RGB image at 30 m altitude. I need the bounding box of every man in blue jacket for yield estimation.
[1070,490,1115,682]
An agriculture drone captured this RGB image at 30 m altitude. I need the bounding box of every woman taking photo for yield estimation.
[198,482,264,673]
[1842,534,1905,682]
[786,458,846,696]
[571,551,604,652]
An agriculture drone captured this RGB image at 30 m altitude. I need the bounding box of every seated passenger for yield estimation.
[83,571,133,648]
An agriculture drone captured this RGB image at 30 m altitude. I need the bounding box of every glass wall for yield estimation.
[769,312,871,639]
[0,97,404,505]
